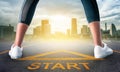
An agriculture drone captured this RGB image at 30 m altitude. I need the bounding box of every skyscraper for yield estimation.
[81,25,90,38]
[71,18,77,36]
[33,26,42,36]
[41,19,51,37]
[105,23,107,31]
[33,19,51,38]
[81,25,88,34]
[41,20,49,25]
[110,23,117,37]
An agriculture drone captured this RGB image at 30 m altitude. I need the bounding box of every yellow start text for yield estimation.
[27,62,90,71]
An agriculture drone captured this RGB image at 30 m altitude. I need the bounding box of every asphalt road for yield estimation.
[0,40,120,72]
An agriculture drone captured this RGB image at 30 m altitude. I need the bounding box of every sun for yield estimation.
[50,15,71,34]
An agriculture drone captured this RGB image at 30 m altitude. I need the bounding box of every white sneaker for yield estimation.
[94,43,113,58]
[9,45,23,59]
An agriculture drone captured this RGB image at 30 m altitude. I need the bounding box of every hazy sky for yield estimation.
[0,0,120,33]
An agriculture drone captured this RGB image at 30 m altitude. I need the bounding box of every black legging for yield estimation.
[19,0,100,25]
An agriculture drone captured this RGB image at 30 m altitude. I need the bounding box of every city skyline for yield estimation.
[1,21,120,40]
[32,18,120,36]
[27,17,120,35]
[0,18,120,35]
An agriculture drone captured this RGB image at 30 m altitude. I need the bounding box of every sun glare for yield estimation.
[50,15,71,33]
[33,14,71,34]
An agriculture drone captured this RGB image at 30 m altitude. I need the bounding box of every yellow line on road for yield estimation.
[18,50,104,61]
[62,50,95,59]
[19,57,104,61]
[0,49,120,56]
[113,50,120,54]
[0,43,40,55]
[0,50,9,55]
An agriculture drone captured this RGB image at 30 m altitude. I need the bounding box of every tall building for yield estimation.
[33,26,42,36]
[110,23,117,37]
[71,18,77,36]
[81,25,90,38]
[105,23,107,31]
[117,30,120,36]
[33,19,51,37]
[81,25,87,34]
[41,19,51,37]
[0,24,14,40]
[101,23,110,38]
[41,20,49,25]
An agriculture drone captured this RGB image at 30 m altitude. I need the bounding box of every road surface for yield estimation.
[0,40,120,72]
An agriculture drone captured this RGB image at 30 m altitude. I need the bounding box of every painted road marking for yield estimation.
[27,62,90,70]
[0,50,9,55]
[18,50,104,60]
[1,49,120,55]
[0,43,41,55]
[113,50,120,53]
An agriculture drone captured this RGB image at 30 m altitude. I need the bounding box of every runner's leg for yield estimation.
[14,0,39,47]
[81,0,103,47]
